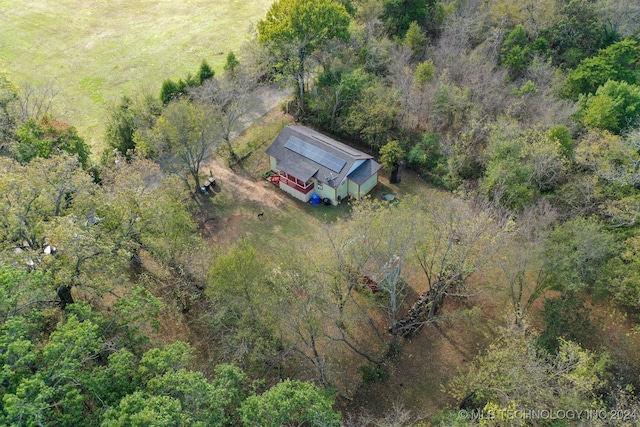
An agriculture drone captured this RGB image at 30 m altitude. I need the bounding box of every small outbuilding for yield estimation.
[266,126,381,205]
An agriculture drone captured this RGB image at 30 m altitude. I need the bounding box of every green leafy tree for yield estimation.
[542,0,619,68]
[0,265,51,323]
[580,80,640,134]
[564,38,640,100]
[542,216,616,296]
[99,156,198,266]
[105,94,161,159]
[547,125,572,158]
[160,70,201,106]
[379,140,405,183]
[2,314,103,427]
[308,68,370,131]
[413,59,435,87]
[381,0,436,38]
[406,133,446,185]
[206,241,280,370]
[160,79,182,105]
[101,392,193,427]
[105,95,137,157]
[198,59,215,85]
[98,343,244,426]
[101,362,246,427]
[343,81,398,149]
[537,295,596,354]
[88,349,139,407]
[257,0,350,110]
[101,344,246,426]
[599,235,640,309]
[480,120,535,209]
[14,116,90,168]
[0,154,95,251]
[239,379,341,427]
[499,26,549,80]
[574,128,640,190]
[224,52,240,76]
[145,369,230,426]
[0,154,169,300]
[450,325,610,416]
[403,21,426,59]
[500,25,532,79]
[482,122,568,208]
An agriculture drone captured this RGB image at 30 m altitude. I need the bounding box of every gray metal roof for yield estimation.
[266,126,381,188]
[348,159,382,185]
[284,136,346,173]
[277,158,318,182]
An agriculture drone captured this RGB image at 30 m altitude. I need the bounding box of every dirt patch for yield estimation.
[205,158,291,210]
[201,85,292,211]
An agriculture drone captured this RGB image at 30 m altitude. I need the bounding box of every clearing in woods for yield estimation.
[188,107,500,421]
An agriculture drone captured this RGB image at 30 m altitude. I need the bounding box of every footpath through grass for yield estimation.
[0,0,273,154]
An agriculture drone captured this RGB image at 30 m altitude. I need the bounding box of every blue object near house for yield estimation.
[310,194,321,205]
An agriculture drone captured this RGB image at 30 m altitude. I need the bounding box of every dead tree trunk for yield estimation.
[390,165,401,184]
[56,285,74,309]
[393,272,463,338]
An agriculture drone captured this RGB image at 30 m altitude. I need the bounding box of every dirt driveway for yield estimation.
[203,83,292,210]
[207,157,290,210]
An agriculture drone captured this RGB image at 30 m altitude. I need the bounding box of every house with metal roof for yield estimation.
[266,126,381,205]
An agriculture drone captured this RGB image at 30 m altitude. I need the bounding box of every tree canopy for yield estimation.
[257,0,350,109]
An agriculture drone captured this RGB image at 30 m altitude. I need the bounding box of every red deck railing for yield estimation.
[280,177,314,194]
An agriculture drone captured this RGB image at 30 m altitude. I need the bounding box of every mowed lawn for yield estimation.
[0,0,273,154]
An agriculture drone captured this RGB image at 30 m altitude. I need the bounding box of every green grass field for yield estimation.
[0,0,273,154]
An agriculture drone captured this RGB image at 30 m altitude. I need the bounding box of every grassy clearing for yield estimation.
[199,110,496,416]
[0,0,273,154]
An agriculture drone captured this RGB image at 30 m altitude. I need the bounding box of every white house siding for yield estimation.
[269,156,277,171]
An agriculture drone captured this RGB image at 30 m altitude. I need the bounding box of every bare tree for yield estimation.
[0,71,19,144]
[190,73,254,161]
[153,99,222,192]
[344,400,417,427]
[499,200,557,326]
[596,0,640,37]
[16,82,60,121]
[276,257,332,386]
[402,196,503,336]
[342,198,422,353]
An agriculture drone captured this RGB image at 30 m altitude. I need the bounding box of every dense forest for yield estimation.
[2,0,640,425]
